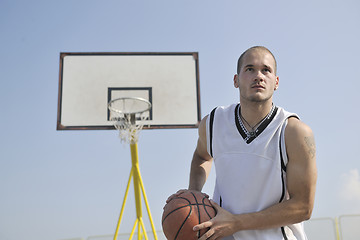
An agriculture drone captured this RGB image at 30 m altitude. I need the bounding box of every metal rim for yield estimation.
[108,97,151,114]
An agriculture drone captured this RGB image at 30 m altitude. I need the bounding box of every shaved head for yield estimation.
[237,46,277,74]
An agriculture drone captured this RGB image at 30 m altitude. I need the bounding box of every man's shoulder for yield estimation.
[276,106,299,119]
[285,117,314,140]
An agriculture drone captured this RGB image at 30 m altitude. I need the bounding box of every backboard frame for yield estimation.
[57,52,201,130]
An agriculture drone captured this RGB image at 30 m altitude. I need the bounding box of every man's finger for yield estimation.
[197,226,215,240]
[193,220,213,231]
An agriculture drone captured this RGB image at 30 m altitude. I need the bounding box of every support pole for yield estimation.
[113,142,158,240]
[113,170,133,240]
[130,143,143,222]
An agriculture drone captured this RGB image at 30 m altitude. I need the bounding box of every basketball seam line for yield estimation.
[162,198,213,223]
[191,192,201,238]
[174,206,192,240]
[163,194,214,240]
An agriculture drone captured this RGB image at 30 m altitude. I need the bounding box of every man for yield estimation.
[170,46,317,240]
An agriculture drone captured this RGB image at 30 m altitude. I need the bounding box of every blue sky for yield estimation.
[1,0,360,239]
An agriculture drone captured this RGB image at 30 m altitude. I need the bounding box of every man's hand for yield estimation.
[194,200,238,240]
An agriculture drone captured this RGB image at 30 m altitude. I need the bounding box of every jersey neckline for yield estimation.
[234,104,278,144]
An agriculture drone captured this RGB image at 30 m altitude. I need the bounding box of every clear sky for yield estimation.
[1,0,360,240]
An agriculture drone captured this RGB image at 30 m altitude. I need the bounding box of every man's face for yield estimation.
[234,49,279,104]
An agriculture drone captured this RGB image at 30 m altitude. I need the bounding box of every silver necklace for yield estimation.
[238,105,275,138]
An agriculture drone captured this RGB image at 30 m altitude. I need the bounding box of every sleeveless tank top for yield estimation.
[206,103,307,240]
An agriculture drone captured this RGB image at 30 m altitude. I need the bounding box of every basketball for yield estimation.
[162,191,216,240]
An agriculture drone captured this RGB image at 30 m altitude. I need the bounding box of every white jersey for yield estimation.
[206,103,307,240]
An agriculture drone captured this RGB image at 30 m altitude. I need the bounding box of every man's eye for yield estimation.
[246,68,253,72]
[263,68,271,73]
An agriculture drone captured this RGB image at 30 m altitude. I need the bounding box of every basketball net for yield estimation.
[110,113,148,144]
[108,97,151,144]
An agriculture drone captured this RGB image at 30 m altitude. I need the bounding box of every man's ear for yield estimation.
[274,76,279,90]
[234,74,239,88]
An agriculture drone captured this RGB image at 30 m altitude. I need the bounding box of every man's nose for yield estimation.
[254,71,264,82]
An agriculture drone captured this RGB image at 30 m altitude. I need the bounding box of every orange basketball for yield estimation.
[162,191,216,240]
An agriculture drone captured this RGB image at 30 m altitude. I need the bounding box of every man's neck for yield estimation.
[239,100,274,127]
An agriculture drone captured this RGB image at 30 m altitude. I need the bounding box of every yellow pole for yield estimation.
[140,218,149,240]
[113,138,158,240]
[335,217,341,240]
[129,218,139,240]
[130,142,146,240]
[130,143,143,221]
[137,164,158,240]
[113,170,133,240]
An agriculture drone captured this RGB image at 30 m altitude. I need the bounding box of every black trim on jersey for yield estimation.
[209,107,217,157]
[234,104,248,140]
[279,119,292,240]
[234,104,278,144]
[280,136,287,172]
[279,165,286,203]
[281,227,289,240]
[279,116,299,172]
[279,133,287,204]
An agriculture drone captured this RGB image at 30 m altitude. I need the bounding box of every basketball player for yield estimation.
[168,46,317,240]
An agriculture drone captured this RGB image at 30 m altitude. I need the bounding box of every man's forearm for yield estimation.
[188,150,212,191]
[233,198,312,231]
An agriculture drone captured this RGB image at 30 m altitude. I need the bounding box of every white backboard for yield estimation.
[57,52,201,130]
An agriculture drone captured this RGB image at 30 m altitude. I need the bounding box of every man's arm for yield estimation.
[166,116,213,203]
[195,117,317,239]
[189,115,213,191]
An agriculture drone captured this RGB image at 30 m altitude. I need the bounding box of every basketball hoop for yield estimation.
[108,97,151,144]
[108,97,158,240]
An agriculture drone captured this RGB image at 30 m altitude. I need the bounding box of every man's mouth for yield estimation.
[252,84,265,89]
